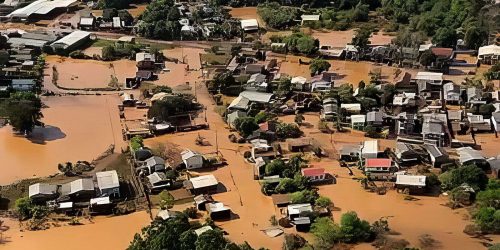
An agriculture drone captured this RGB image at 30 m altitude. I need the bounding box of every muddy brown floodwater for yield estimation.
[0,211,151,250]
[0,95,125,185]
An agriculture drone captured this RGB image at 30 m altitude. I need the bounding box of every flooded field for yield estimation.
[277,55,409,87]
[0,211,151,250]
[0,95,125,185]
[45,56,137,89]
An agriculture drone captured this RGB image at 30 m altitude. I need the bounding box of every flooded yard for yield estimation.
[0,211,151,250]
[45,56,137,90]
[0,95,125,185]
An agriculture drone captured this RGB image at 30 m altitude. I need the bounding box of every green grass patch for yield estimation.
[200,53,232,66]
[91,39,116,47]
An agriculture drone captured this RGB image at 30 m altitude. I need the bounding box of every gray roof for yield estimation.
[447,110,463,121]
[181,149,202,161]
[457,147,484,164]
[96,170,119,190]
[227,110,247,126]
[8,37,49,48]
[29,183,57,198]
[145,156,164,167]
[422,119,444,135]
[61,178,94,195]
[367,111,383,122]
[21,32,57,42]
[51,31,91,49]
[228,96,250,110]
[240,91,274,103]
[247,73,266,84]
[147,172,168,185]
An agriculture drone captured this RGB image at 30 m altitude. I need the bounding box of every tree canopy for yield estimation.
[309,59,331,75]
[5,92,43,134]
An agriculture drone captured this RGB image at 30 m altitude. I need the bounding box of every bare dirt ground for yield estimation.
[229,7,265,28]
[0,211,151,250]
[0,95,125,185]
[45,56,137,89]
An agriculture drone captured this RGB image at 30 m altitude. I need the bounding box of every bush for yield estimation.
[339,211,373,243]
[290,190,318,204]
[15,197,34,220]
[309,59,331,75]
[233,117,259,137]
[439,164,488,191]
[130,135,144,151]
[315,196,333,208]
[276,123,302,139]
[183,207,198,219]
[474,207,500,233]
[159,191,174,209]
[265,159,286,176]
[69,50,85,59]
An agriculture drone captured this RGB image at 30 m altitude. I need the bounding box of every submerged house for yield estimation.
[183,175,218,195]
[181,149,204,170]
[395,174,426,194]
[422,143,449,167]
[301,168,326,182]
[478,44,499,65]
[414,72,443,101]
[29,183,58,203]
[364,158,393,178]
[51,30,91,52]
[96,170,121,198]
[60,178,95,200]
[206,202,231,220]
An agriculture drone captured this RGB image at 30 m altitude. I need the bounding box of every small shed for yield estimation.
[96,170,120,198]
[181,149,204,170]
[271,194,291,207]
[142,156,166,174]
[11,79,36,91]
[206,202,231,220]
[183,175,218,195]
[287,137,313,152]
[287,203,312,220]
[241,19,259,32]
[395,175,426,194]
[28,183,58,202]
[360,140,378,159]
[293,217,311,232]
[194,194,214,210]
[350,114,366,130]
[147,172,171,192]
[60,178,95,199]
[51,30,91,52]
[301,168,326,182]
[364,158,392,174]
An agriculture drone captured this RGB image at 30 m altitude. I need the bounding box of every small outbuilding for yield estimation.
[60,178,95,199]
[29,183,58,202]
[395,174,426,194]
[181,149,204,170]
[183,175,218,195]
[206,202,231,220]
[96,170,120,198]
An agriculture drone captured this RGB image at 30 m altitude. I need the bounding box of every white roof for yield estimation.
[345,45,358,53]
[181,149,202,160]
[28,183,57,197]
[457,147,485,164]
[340,103,361,111]
[8,0,78,17]
[206,202,230,212]
[64,178,94,195]
[189,175,218,189]
[58,202,73,209]
[96,170,119,190]
[478,44,500,56]
[291,76,307,84]
[240,19,259,30]
[90,196,111,205]
[362,140,378,154]
[135,52,156,62]
[112,17,121,28]
[287,203,312,215]
[240,91,274,103]
[80,17,94,26]
[396,175,426,186]
[415,72,443,81]
[271,43,286,47]
[301,15,320,21]
[419,44,433,52]
[351,114,366,123]
[194,226,213,236]
[157,209,173,220]
[51,31,91,48]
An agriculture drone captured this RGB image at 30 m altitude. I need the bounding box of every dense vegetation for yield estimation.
[257,3,298,30]
[270,32,319,55]
[474,179,500,233]
[128,215,262,250]
[147,95,199,122]
[4,92,43,134]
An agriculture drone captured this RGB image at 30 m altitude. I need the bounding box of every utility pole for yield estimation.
[215,126,219,156]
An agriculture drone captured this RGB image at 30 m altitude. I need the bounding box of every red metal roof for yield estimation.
[365,158,392,168]
[431,48,453,58]
[301,168,325,176]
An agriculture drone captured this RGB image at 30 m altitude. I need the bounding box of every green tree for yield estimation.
[290,189,318,204]
[439,164,488,191]
[315,196,333,208]
[464,26,487,50]
[147,95,197,121]
[310,217,342,247]
[276,123,302,139]
[265,159,286,176]
[277,77,292,96]
[296,36,317,55]
[432,27,457,48]
[128,216,191,250]
[15,197,34,220]
[309,59,331,75]
[351,2,369,22]
[179,230,198,250]
[6,92,43,134]
[351,27,372,50]
[419,50,436,67]
[254,111,273,124]
[195,229,227,250]
[210,71,236,92]
[102,45,115,60]
[474,207,500,233]
[339,211,373,243]
[275,178,296,193]
[233,117,259,137]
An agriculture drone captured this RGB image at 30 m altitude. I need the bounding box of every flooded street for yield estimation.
[0,95,125,185]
